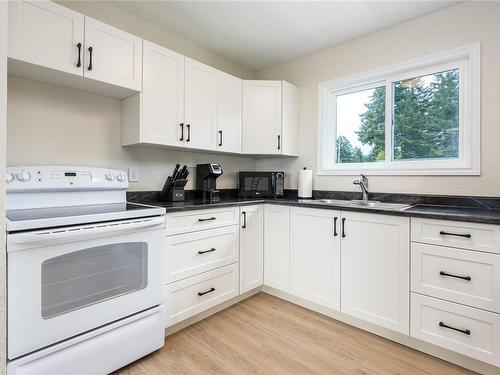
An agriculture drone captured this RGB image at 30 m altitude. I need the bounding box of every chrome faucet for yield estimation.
[353,174,369,202]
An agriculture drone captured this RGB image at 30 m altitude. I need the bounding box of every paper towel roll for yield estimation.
[298,168,313,198]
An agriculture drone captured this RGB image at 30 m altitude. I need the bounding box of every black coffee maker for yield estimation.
[196,164,223,202]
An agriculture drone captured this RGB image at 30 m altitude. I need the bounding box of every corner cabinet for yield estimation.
[340,212,410,334]
[263,204,290,292]
[242,80,299,156]
[290,207,341,309]
[239,205,264,293]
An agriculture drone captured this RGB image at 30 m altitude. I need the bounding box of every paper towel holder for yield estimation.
[298,167,313,199]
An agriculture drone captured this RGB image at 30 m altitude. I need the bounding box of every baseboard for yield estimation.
[261,286,499,375]
[164,287,261,336]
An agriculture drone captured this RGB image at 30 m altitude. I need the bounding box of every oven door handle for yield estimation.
[9,216,165,245]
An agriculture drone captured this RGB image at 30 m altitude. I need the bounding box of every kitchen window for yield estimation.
[318,44,480,175]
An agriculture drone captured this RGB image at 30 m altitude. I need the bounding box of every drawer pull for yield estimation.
[198,287,215,296]
[439,271,472,281]
[198,217,216,222]
[439,321,471,335]
[439,231,471,239]
[198,248,216,255]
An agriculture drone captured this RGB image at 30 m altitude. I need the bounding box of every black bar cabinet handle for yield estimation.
[334,217,338,237]
[219,130,223,146]
[440,271,471,281]
[439,321,470,335]
[439,231,471,239]
[76,43,82,68]
[198,217,216,222]
[87,46,93,71]
[198,287,215,296]
[198,248,216,255]
[242,211,247,229]
[341,218,346,238]
[277,135,281,150]
[179,123,184,141]
[186,124,191,142]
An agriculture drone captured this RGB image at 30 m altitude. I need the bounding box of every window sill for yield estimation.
[317,166,480,176]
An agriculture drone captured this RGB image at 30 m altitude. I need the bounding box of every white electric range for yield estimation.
[6,166,166,375]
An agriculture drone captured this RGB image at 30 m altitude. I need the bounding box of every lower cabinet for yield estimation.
[263,204,290,292]
[239,205,264,293]
[164,263,239,327]
[290,207,341,309]
[340,212,410,334]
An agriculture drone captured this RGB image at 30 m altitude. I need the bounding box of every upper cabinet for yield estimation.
[83,17,142,91]
[184,58,217,151]
[8,0,142,97]
[242,80,299,156]
[132,40,184,147]
[8,1,84,76]
[216,71,242,153]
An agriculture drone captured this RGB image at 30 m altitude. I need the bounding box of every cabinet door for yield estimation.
[8,1,84,76]
[341,212,410,334]
[290,207,341,309]
[264,204,290,292]
[84,17,142,91]
[184,57,217,151]
[242,80,282,155]
[281,81,299,156]
[142,40,184,147]
[216,71,242,153]
[240,205,264,294]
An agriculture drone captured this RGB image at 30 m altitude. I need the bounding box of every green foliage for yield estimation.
[336,69,459,163]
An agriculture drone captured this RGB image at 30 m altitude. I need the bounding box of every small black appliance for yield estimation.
[196,163,223,202]
[238,171,284,198]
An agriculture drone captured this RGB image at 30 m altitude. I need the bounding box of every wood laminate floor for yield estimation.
[114,293,475,375]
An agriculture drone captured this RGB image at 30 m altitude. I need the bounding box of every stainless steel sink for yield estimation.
[299,199,411,211]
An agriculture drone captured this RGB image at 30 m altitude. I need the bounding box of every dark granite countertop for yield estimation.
[128,191,500,225]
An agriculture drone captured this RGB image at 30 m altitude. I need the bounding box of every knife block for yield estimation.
[160,177,187,202]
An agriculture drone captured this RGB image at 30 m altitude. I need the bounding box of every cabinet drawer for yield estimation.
[165,226,239,284]
[166,207,239,236]
[411,243,500,312]
[411,218,500,254]
[164,263,239,327]
[411,293,500,366]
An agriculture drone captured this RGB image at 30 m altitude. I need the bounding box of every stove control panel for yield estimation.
[6,166,129,191]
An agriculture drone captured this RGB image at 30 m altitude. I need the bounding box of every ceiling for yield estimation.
[111,1,456,71]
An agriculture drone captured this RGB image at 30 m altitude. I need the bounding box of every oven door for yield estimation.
[239,173,274,197]
[7,216,165,359]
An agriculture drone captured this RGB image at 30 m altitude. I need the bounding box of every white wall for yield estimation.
[7,77,256,191]
[0,2,7,373]
[7,1,258,192]
[256,2,500,196]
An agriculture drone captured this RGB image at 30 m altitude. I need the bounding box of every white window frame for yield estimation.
[317,43,481,176]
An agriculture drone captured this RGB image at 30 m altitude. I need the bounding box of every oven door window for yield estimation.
[243,176,271,194]
[41,242,148,319]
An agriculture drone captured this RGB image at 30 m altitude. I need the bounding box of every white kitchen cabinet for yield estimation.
[340,212,410,334]
[123,40,185,147]
[290,207,341,309]
[84,17,142,91]
[8,0,84,76]
[184,57,217,151]
[239,205,264,293]
[216,71,242,153]
[242,80,298,156]
[263,204,290,292]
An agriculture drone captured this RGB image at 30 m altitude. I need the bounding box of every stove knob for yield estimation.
[105,172,115,181]
[117,173,126,182]
[17,171,31,182]
[6,173,14,183]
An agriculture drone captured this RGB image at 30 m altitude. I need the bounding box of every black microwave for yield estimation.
[238,172,284,198]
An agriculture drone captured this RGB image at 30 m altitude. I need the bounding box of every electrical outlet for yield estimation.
[128,166,138,182]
